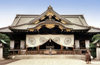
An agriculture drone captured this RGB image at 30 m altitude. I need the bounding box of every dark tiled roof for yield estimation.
[0,6,100,33]
[11,6,88,27]
[0,27,12,33]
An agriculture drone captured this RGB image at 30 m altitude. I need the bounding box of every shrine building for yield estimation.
[0,6,100,55]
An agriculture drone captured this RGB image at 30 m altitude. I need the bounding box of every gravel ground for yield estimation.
[5,58,100,65]
[0,59,19,65]
[1,55,100,65]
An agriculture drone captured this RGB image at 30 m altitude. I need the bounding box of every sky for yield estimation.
[0,0,100,28]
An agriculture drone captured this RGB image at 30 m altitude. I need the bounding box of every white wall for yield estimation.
[96,48,100,60]
[85,40,90,49]
[75,40,80,49]
[10,40,14,49]
[0,48,3,60]
[20,40,25,49]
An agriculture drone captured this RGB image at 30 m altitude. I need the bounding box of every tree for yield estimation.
[92,34,100,45]
[89,43,96,58]
[0,33,10,59]
[90,34,100,58]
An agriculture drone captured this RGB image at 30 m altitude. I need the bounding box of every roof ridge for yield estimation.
[28,6,72,24]
[15,14,86,16]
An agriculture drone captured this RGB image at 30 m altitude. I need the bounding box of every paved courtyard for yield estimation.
[0,59,19,65]
[5,56,100,65]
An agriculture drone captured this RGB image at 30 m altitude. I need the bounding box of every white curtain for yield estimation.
[10,40,14,49]
[26,35,74,47]
[52,35,74,47]
[75,40,80,49]
[85,40,90,49]
[20,40,25,49]
[26,35,49,47]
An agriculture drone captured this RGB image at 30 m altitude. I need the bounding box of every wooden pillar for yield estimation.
[25,45,28,55]
[73,47,75,55]
[37,46,40,53]
[13,51,14,55]
[60,45,63,54]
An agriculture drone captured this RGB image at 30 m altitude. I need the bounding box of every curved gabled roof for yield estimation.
[88,27,100,33]
[9,6,90,31]
[11,6,88,26]
[0,6,100,33]
[0,27,12,33]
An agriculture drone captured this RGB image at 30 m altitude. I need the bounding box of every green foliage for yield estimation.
[90,43,96,48]
[89,43,96,58]
[0,33,10,44]
[92,34,100,44]
[0,33,10,59]
[90,34,100,58]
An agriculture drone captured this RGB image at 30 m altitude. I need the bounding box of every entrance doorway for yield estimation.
[39,39,61,50]
[26,39,75,55]
[39,39,61,54]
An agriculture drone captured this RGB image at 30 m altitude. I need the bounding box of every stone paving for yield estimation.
[0,59,19,65]
[6,57,100,65]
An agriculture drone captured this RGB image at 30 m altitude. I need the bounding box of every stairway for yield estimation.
[10,54,85,60]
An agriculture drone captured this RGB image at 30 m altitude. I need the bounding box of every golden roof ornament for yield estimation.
[66,29,71,32]
[48,5,53,10]
[47,5,54,16]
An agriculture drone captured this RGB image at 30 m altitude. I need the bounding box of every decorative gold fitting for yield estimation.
[46,12,54,16]
[55,17,59,20]
[59,26,63,30]
[45,24,55,29]
[41,16,45,20]
[61,20,66,24]
[29,29,34,32]
[66,29,71,32]
[34,20,39,24]
[36,26,42,30]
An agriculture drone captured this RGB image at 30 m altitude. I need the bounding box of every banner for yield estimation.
[26,34,74,47]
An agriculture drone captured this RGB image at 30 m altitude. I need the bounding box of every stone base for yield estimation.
[10,55,85,59]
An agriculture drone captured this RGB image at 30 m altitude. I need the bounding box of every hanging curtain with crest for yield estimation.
[26,35,74,47]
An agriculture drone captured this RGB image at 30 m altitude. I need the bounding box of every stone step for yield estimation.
[10,54,85,60]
